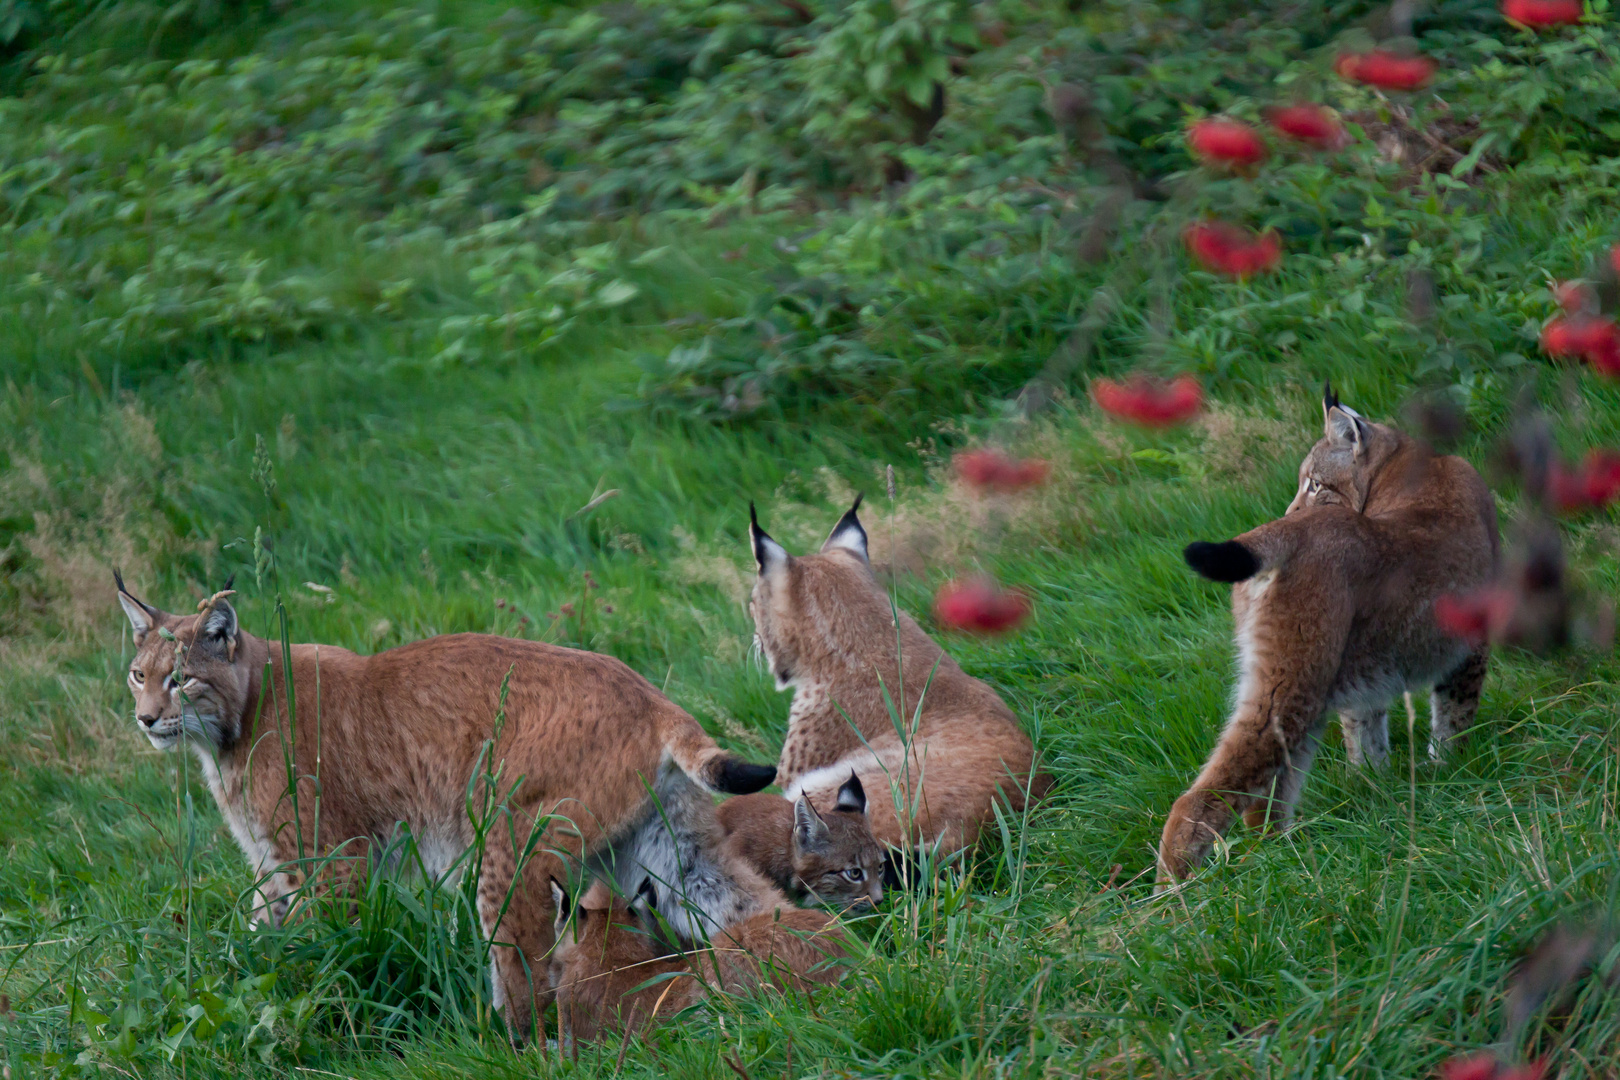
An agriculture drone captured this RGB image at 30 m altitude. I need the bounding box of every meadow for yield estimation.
[3,0,1620,1075]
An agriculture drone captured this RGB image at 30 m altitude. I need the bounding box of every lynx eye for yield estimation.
[130,669,145,685]
[843,867,865,882]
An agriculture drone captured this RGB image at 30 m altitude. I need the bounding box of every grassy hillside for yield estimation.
[4,0,1620,1076]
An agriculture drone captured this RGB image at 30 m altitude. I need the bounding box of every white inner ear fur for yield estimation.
[755,533,790,576]
[118,594,154,638]
[1326,407,1364,452]
[822,521,868,561]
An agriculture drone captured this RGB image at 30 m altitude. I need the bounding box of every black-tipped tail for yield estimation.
[1184,540,1261,583]
[713,759,777,795]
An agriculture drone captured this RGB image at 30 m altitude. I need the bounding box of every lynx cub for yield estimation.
[717,771,886,910]
[113,578,776,1043]
[1160,386,1498,884]
[548,877,850,1043]
[748,499,1047,856]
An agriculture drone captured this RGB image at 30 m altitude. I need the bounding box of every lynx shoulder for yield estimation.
[113,580,775,1044]
[1160,385,1498,885]
[747,498,1049,856]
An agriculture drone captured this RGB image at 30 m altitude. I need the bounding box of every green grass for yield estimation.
[6,0,1620,1076]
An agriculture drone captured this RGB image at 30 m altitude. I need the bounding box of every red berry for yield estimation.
[1268,104,1344,148]
[933,578,1031,635]
[1501,0,1583,26]
[1187,118,1268,167]
[1335,50,1436,91]
[1091,375,1204,428]
[1184,221,1283,278]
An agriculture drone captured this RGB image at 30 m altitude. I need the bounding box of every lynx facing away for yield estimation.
[113,579,776,1043]
[1160,386,1498,884]
[717,771,886,910]
[748,499,1047,856]
[548,877,851,1044]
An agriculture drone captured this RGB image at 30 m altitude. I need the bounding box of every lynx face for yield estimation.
[1286,389,1401,516]
[791,776,885,910]
[118,580,248,752]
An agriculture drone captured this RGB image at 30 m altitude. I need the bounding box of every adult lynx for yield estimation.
[747,499,1046,856]
[1159,386,1498,884]
[113,578,775,1043]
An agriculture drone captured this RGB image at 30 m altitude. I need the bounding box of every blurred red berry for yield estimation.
[1541,314,1620,374]
[1549,450,1620,512]
[954,449,1052,493]
[1502,0,1583,26]
[1552,280,1592,313]
[1092,374,1204,427]
[1268,104,1344,148]
[1434,589,1517,645]
[1187,118,1268,167]
[1335,50,1436,91]
[1440,1055,1502,1080]
[1184,221,1283,278]
[933,578,1031,634]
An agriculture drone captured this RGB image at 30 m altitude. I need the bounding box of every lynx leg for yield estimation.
[1339,707,1390,769]
[1429,646,1489,760]
[1158,579,1345,886]
[478,840,567,1047]
[1243,724,1323,834]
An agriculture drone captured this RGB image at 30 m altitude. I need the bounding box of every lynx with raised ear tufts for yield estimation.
[1166,388,1499,886]
[746,501,1049,861]
[110,575,779,1046]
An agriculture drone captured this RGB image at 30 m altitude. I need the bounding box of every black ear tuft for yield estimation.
[750,502,789,575]
[1323,380,1339,418]
[835,770,867,814]
[1184,540,1261,583]
[222,572,236,593]
[113,568,127,595]
[714,758,777,795]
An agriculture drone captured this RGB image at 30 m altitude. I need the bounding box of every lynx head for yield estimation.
[549,879,650,978]
[115,572,250,752]
[1287,383,1404,515]
[747,496,885,688]
[791,772,885,910]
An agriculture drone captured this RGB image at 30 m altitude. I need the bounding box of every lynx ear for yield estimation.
[792,796,830,852]
[820,494,868,563]
[114,570,158,645]
[634,876,658,913]
[550,876,574,933]
[1326,405,1366,456]
[834,770,867,814]
[750,502,790,577]
[196,594,239,661]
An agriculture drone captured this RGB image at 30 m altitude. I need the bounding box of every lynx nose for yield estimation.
[137,713,160,729]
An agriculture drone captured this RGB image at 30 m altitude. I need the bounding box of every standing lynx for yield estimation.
[1159,386,1498,884]
[112,578,776,1043]
[747,498,1046,856]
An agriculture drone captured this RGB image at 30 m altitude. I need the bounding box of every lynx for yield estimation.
[717,771,886,910]
[113,577,777,1043]
[1159,386,1498,884]
[747,498,1047,857]
[548,876,850,1044]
